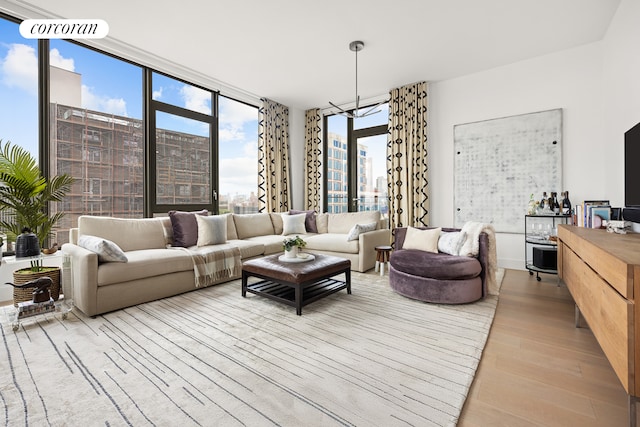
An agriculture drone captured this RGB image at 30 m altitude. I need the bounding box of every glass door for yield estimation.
[354,133,388,220]
[324,103,389,219]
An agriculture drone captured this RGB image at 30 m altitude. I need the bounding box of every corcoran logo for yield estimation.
[19,19,109,39]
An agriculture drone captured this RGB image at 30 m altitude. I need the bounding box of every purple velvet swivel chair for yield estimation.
[388,227,489,304]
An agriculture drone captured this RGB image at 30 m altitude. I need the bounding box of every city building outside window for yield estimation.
[324,103,389,222]
[0,16,262,245]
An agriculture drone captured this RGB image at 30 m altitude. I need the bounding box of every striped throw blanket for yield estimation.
[179,246,242,288]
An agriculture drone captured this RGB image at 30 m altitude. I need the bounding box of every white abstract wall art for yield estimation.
[454,109,562,233]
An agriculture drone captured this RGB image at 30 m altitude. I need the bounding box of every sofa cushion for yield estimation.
[403,227,441,253]
[97,248,193,286]
[315,213,329,234]
[304,233,359,254]
[390,249,481,280]
[226,240,266,259]
[169,210,208,247]
[158,216,173,246]
[270,213,284,235]
[196,215,227,246]
[78,216,167,252]
[224,213,238,240]
[242,234,288,255]
[289,209,318,233]
[78,235,128,263]
[282,213,307,235]
[327,211,380,234]
[233,213,274,239]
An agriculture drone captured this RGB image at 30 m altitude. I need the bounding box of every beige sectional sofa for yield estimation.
[62,211,390,316]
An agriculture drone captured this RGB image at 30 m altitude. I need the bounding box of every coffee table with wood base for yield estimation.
[241,253,351,315]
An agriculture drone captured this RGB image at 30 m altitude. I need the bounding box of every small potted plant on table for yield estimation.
[283,235,306,258]
[0,141,74,305]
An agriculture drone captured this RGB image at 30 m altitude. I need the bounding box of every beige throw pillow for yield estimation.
[403,227,441,253]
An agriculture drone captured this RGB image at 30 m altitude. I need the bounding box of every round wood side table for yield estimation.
[374,245,392,276]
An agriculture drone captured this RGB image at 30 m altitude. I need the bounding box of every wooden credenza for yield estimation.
[558,224,640,426]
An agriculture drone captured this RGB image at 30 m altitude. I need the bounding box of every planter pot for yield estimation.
[284,246,299,258]
[13,267,61,306]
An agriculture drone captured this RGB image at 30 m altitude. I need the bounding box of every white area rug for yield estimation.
[1,271,501,426]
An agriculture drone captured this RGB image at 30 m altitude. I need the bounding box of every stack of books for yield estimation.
[575,200,611,228]
[17,298,56,319]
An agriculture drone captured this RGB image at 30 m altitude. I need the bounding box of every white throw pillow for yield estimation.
[346,222,377,241]
[78,234,128,263]
[196,215,227,246]
[438,231,467,256]
[282,213,307,235]
[402,227,441,253]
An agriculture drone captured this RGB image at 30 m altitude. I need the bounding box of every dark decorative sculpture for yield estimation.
[5,276,53,303]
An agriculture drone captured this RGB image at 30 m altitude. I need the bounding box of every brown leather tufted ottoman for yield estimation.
[242,253,351,315]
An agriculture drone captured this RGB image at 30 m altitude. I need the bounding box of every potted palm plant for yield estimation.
[0,140,75,304]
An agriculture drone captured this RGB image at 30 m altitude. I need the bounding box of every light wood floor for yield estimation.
[459,269,629,427]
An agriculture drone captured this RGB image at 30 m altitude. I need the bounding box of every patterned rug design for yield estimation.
[0,271,500,426]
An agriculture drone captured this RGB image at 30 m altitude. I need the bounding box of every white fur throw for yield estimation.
[460,221,499,295]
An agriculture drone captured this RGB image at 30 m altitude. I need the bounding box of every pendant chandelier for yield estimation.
[329,40,384,118]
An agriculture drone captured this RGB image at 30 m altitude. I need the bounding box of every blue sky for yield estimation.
[0,17,259,197]
[1,16,388,197]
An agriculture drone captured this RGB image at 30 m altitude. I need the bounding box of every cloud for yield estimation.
[82,84,127,116]
[219,96,258,126]
[152,87,163,100]
[219,127,245,142]
[1,43,38,95]
[180,84,210,114]
[219,98,258,142]
[242,142,257,157]
[49,48,75,71]
[219,155,258,195]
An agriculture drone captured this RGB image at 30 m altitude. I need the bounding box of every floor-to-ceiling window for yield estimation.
[48,39,143,243]
[0,16,39,251]
[324,103,389,221]
[0,13,261,246]
[218,95,259,214]
[150,72,214,213]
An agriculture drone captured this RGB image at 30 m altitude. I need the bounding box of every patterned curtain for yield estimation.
[303,108,322,211]
[258,98,291,212]
[387,81,429,230]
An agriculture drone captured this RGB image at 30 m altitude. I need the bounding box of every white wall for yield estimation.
[287,0,640,270]
[602,0,640,196]
[427,0,639,270]
[429,42,606,269]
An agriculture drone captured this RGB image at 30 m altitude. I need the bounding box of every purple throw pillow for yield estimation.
[169,210,208,247]
[289,209,318,233]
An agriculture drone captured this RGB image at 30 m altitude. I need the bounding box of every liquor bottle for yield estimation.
[561,191,571,215]
[552,192,560,214]
[540,192,548,210]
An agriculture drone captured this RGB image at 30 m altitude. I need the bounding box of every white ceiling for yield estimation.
[3,0,621,110]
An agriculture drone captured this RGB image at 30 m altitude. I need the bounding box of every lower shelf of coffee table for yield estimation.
[245,278,348,314]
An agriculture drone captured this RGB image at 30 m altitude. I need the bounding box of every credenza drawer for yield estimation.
[562,244,634,393]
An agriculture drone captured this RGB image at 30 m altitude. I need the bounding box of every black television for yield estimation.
[624,121,640,229]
